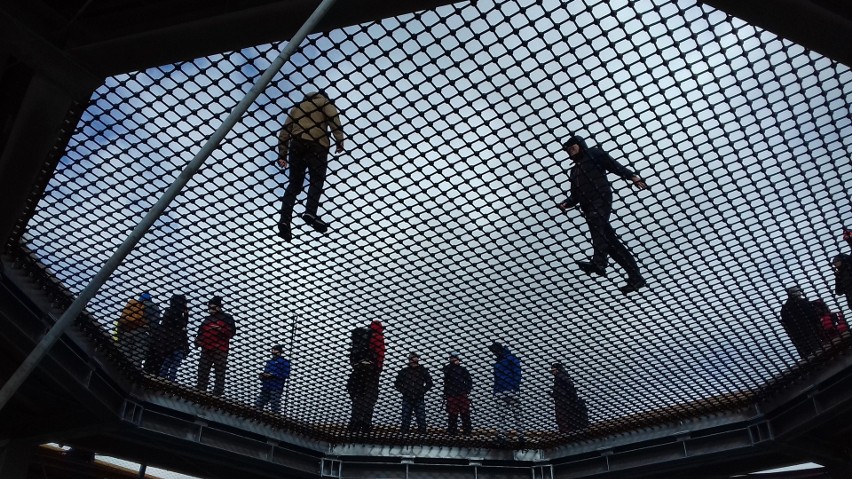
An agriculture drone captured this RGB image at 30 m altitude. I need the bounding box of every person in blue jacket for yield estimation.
[557,135,647,294]
[488,342,524,444]
[254,344,291,413]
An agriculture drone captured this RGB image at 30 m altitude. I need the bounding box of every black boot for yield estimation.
[301,213,328,233]
[619,276,646,294]
[576,261,606,277]
[277,221,292,241]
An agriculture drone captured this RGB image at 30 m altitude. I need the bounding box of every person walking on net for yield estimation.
[276,90,345,242]
[557,135,647,294]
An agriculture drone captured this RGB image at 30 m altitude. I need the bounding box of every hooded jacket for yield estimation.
[561,136,636,208]
[155,295,190,356]
[489,343,521,394]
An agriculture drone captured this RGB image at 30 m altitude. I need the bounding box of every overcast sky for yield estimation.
[23,0,852,434]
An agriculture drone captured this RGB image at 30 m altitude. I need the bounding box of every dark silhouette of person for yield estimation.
[393,352,433,435]
[488,342,524,444]
[150,294,190,381]
[347,357,380,434]
[255,344,291,413]
[833,254,852,313]
[812,298,848,343]
[118,292,159,369]
[195,296,236,396]
[276,91,345,242]
[556,135,647,294]
[346,320,384,434]
[779,286,823,358]
[549,363,588,433]
[442,352,473,435]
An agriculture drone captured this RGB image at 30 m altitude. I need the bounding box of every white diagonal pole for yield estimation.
[0,0,339,412]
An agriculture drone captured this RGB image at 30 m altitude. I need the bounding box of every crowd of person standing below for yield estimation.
[112,229,852,440]
[115,298,590,441]
[114,236,852,442]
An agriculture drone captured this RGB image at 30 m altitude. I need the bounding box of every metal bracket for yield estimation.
[321,458,342,478]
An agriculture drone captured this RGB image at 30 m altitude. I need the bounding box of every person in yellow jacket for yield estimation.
[276,91,345,241]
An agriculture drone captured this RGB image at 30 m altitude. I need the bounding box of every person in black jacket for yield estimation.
[154,294,190,381]
[442,352,473,435]
[779,286,823,358]
[557,135,647,294]
[394,353,433,435]
[347,357,380,433]
[549,363,588,433]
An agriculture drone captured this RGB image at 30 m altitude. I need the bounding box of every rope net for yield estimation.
[7,0,852,449]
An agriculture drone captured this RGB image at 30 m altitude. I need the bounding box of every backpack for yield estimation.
[118,298,146,331]
[349,327,374,367]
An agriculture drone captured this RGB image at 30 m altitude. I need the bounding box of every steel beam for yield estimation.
[700,0,852,67]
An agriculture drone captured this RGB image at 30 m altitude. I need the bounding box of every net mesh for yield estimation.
[7,0,852,449]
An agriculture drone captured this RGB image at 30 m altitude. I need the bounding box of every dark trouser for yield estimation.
[446,395,472,434]
[555,400,588,433]
[782,319,823,358]
[581,200,642,280]
[159,350,184,381]
[349,376,380,433]
[279,138,329,225]
[197,349,228,396]
[144,346,165,376]
[255,388,284,413]
[401,398,427,434]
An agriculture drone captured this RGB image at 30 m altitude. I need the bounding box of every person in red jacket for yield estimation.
[368,320,385,371]
[195,296,236,396]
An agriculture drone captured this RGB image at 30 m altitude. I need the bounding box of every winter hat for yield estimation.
[208,296,223,307]
[139,292,152,301]
[562,136,581,150]
[551,362,564,371]
[449,352,460,360]
[786,286,804,297]
[170,294,187,309]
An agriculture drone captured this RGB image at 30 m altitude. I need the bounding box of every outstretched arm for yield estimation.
[599,150,647,190]
[630,175,647,190]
